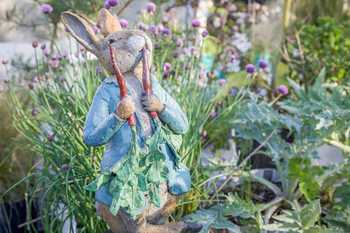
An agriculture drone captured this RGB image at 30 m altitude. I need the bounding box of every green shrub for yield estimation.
[186,71,350,232]
[285,17,350,85]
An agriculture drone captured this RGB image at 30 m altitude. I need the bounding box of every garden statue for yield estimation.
[61,9,201,233]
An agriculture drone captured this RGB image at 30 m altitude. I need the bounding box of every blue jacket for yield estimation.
[83,76,190,206]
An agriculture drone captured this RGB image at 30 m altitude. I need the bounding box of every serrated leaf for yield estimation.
[186,205,242,233]
[225,194,257,219]
[300,200,321,229]
[300,181,320,201]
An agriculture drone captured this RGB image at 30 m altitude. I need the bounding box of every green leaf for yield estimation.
[185,205,242,233]
[263,223,297,232]
[137,174,147,192]
[300,200,321,229]
[225,194,257,219]
[85,172,111,192]
[109,189,122,215]
[149,184,161,207]
[212,218,241,233]
[289,157,321,201]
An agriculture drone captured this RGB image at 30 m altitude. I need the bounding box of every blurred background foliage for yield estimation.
[0,92,33,203]
[284,17,350,86]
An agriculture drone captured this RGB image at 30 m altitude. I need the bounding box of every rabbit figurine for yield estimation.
[61,9,201,233]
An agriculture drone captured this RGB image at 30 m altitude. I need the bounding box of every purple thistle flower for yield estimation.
[105,0,118,8]
[119,19,128,28]
[163,63,171,78]
[146,2,156,14]
[245,64,256,74]
[148,25,158,35]
[163,63,171,72]
[230,87,239,96]
[201,29,209,37]
[1,60,8,65]
[32,41,38,48]
[277,85,289,96]
[191,19,201,28]
[108,0,118,7]
[161,27,171,36]
[96,66,103,74]
[104,0,111,9]
[40,44,46,50]
[40,4,53,14]
[259,59,268,69]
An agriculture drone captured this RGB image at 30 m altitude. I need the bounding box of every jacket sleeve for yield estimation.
[153,78,189,135]
[83,84,126,146]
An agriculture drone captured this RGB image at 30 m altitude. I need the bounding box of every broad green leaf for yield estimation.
[185,205,242,233]
[225,194,257,219]
[300,200,321,229]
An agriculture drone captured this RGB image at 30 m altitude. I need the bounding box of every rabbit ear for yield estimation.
[97,8,122,37]
[61,11,100,54]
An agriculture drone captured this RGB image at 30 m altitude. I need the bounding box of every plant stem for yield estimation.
[283,0,293,29]
[246,172,282,196]
[239,130,276,168]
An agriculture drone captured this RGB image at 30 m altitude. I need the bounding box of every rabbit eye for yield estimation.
[108,38,116,44]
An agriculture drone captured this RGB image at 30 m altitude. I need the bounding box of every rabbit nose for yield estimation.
[127,35,145,52]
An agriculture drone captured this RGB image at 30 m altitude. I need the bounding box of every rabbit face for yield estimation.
[99,30,148,73]
[61,10,152,75]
